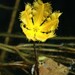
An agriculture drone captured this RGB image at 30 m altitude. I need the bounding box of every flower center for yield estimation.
[33,28,38,32]
[33,26,39,32]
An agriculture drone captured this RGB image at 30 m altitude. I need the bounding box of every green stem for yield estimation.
[33,42,39,75]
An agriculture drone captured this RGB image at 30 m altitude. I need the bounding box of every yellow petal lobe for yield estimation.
[20,4,33,29]
[20,24,36,41]
[36,31,55,42]
[40,12,62,32]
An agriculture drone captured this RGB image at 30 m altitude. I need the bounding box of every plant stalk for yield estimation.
[33,42,39,75]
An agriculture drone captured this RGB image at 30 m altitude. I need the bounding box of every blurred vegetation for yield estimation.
[0,0,75,75]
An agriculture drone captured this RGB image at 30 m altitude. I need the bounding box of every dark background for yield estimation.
[0,0,75,75]
[0,0,75,44]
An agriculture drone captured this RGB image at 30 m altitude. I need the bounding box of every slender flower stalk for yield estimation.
[33,42,39,75]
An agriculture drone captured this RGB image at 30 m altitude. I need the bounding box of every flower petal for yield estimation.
[33,0,44,26]
[40,19,59,32]
[20,24,36,41]
[51,11,62,19]
[50,12,62,30]
[36,31,55,42]
[20,4,33,29]
[33,0,52,27]
[40,12,62,32]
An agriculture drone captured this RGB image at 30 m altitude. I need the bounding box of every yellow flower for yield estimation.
[20,0,62,42]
